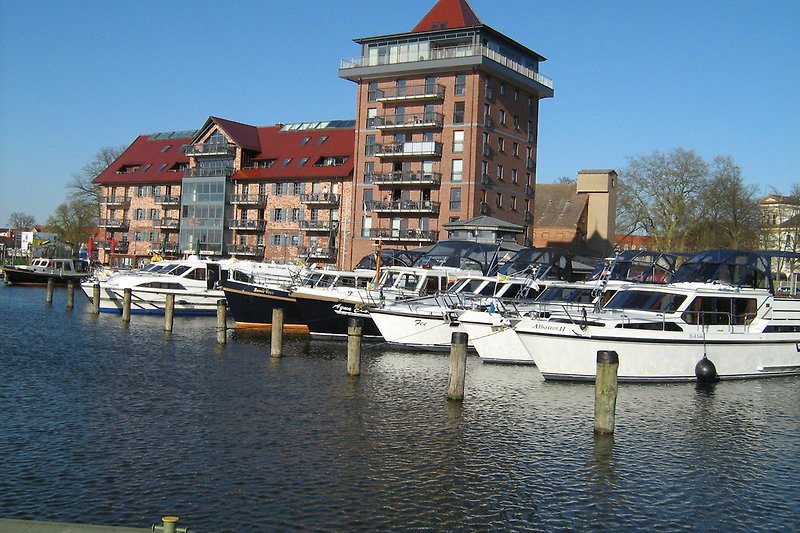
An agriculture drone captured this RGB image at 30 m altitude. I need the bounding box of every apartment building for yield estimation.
[94,118,354,266]
[93,0,555,268]
[338,0,553,267]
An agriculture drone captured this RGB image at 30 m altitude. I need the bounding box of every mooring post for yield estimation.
[152,515,187,533]
[594,350,619,435]
[45,278,54,304]
[91,283,100,314]
[122,287,132,323]
[347,317,363,376]
[164,293,175,332]
[216,299,227,344]
[271,307,284,358]
[66,281,75,309]
[447,331,469,401]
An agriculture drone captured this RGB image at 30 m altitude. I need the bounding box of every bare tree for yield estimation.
[67,145,125,205]
[8,212,35,230]
[617,148,708,251]
[687,156,760,249]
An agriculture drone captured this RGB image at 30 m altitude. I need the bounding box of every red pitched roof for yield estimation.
[204,116,261,152]
[93,133,194,185]
[412,0,481,32]
[233,125,355,181]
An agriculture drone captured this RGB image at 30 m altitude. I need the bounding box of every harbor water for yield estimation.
[1,283,798,532]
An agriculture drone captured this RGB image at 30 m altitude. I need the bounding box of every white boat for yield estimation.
[81,257,297,316]
[513,249,800,382]
[461,250,684,364]
[367,247,577,351]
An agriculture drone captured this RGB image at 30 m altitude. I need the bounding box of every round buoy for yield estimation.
[695,357,719,383]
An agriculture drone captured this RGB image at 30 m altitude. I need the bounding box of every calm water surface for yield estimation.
[0,283,798,532]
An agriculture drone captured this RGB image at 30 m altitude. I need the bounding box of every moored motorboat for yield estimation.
[514,249,800,382]
[3,258,90,286]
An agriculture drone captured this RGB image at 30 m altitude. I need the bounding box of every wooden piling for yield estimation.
[164,293,175,332]
[447,331,468,400]
[66,281,75,308]
[347,317,363,376]
[594,350,619,435]
[216,299,226,344]
[122,288,132,323]
[46,278,54,304]
[271,308,284,358]
[91,283,100,314]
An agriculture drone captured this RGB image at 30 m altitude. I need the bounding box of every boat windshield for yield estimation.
[604,289,687,313]
[536,285,596,305]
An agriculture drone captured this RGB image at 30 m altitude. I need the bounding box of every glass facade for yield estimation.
[179,175,227,254]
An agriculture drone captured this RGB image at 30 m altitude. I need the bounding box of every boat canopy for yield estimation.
[413,240,524,275]
[354,249,424,270]
[586,250,687,284]
[497,246,574,281]
[671,250,774,291]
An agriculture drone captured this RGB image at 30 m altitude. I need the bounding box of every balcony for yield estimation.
[365,200,440,215]
[154,218,180,230]
[525,184,534,197]
[366,170,442,187]
[298,246,337,260]
[229,194,268,207]
[341,43,554,97]
[99,196,130,207]
[373,141,443,158]
[226,244,265,257]
[228,219,267,231]
[99,240,129,253]
[186,143,237,157]
[375,112,444,131]
[299,193,339,206]
[299,220,339,232]
[362,228,439,244]
[98,218,129,229]
[480,175,492,187]
[480,202,490,215]
[185,166,233,178]
[154,195,180,206]
[524,210,533,223]
[375,83,445,102]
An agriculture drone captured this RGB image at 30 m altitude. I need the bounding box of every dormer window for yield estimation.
[280,158,292,167]
[300,137,311,146]
[317,135,328,145]
[161,145,171,153]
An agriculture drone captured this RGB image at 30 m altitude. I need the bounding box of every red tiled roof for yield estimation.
[201,116,261,152]
[412,0,481,32]
[233,125,354,181]
[93,133,194,185]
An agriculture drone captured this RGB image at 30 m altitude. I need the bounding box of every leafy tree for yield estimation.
[8,212,35,230]
[46,199,97,256]
[67,145,125,206]
[617,148,708,252]
[554,176,576,184]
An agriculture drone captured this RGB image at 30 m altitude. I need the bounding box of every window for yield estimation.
[293,183,304,195]
[396,79,406,97]
[453,102,465,124]
[365,135,376,156]
[151,185,159,196]
[499,110,506,125]
[316,135,328,145]
[511,196,517,211]
[298,157,309,167]
[514,88,520,102]
[157,163,167,172]
[272,208,285,222]
[500,82,505,96]
[136,209,145,220]
[453,130,464,153]
[514,115,520,129]
[141,163,151,172]
[368,81,378,102]
[364,161,375,182]
[451,159,463,182]
[496,165,504,180]
[161,145,171,153]
[512,169,518,184]
[271,234,282,246]
[498,137,505,152]
[279,158,292,167]
[274,183,287,195]
[367,108,377,129]
[455,73,466,96]
[450,187,461,211]
[300,137,311,146]
[513,142,519,157]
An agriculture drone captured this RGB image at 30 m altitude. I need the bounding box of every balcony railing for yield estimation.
[362,228,439,243]
[375,112,444,131]
[373,141,443,158]
[98,218,130,229]
[99,196,130,207]
[341,43,554,91]
[375,83,445,102]
[298,246,337,260]
[186,143,237,157]
[99,241,129,253]
[154,218,180,230]
[366,170,442,186]
[525,184,534,197]
[299,220,339,232]
[365,200,440,214]
[154,195,180,206]
[226,244,265,257]
[299,193,340,206]
[229,194,268,206]
[185,166,234,178]
[228,219,267,231]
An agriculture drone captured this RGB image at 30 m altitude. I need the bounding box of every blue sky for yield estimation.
[1,0,798,226]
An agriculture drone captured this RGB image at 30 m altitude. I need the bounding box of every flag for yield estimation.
[497,273,509,282]
[525,278,540,291]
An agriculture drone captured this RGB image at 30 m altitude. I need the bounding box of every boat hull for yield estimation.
[368,306,464,350]
[222,280,305,327]
[515,318,800,382]
[4,267,86,286]
[81,283,225,316]
[458,310,533,364]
